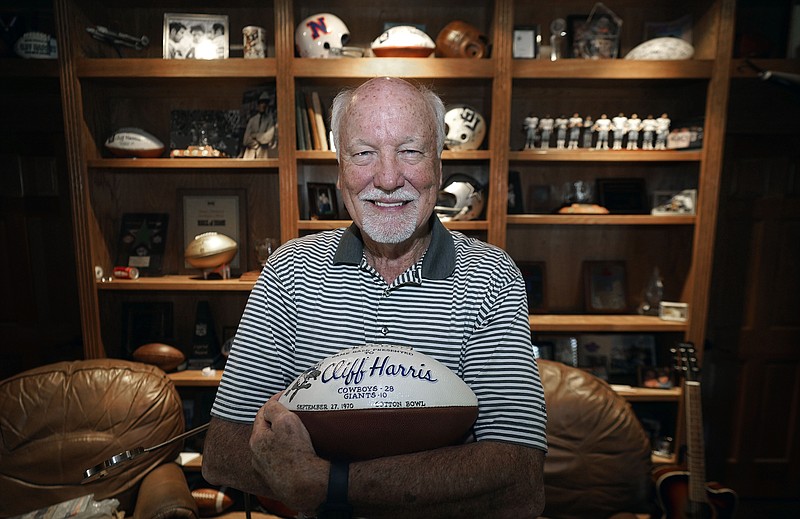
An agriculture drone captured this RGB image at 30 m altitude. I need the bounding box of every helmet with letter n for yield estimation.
[435,173,486,222]
[295,13,351,58]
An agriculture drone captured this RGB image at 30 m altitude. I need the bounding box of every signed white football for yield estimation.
[625,37,694,60]
[279,345,478,461]
[104,127,165,158]
[371,26,435,57]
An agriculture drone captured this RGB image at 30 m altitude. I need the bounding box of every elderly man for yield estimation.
[202,77,547,518]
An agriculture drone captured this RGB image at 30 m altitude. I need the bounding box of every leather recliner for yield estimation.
[538,359,654,519]
[0,359,198,519]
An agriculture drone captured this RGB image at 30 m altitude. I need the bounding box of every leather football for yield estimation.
[132,342,185,372]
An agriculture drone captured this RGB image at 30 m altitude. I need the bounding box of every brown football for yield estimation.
[132,342,185,372]
[192,487,234,517]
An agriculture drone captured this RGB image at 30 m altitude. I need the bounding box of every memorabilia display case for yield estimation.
[51,0,750,458]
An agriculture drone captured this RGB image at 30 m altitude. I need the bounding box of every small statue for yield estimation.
[637,267,664,316]
[582,115,594,148]
[567,113,583,149]
[523,113,539,150]
[626,113,642,150]
[655,112,671,150]
[554,115,568,149]
[611,112,627,150]
[641,114,658,150]
[538,115,554,149]
[593,114,612,150]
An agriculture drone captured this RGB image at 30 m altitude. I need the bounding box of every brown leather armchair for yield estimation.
[538,359,654,519]
[0,359,199,519]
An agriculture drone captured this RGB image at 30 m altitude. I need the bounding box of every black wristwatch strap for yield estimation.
[317,461,352,519]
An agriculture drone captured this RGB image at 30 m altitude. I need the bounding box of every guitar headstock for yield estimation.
[671,342,700,382]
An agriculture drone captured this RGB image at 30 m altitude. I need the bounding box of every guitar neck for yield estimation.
[685,379,708,504]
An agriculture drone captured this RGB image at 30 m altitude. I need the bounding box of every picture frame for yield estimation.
[513,25,540,58]
[307,182,338,220]
[507,170,524,214]
[596,178,648,214]
[567,8,621,59]
[169,109,243,158]
[179,189,247,273]
[584,261,628,313]
[518,262,547,313]
[578,333,657,377]
[164,13,229,59]
[121,301,174,357]
[638,365,675,389]
[116,213,169,276]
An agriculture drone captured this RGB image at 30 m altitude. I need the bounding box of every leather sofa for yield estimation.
[538,359,654,518]
[0,359,198,519]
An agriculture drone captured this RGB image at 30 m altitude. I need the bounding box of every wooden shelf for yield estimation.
[97,275,256,291]
[298,219,490,232]
[530,314,687,332]
[508,214,695,225]
[508,149,702,162]
[86,158,279,169]
[76,57,277,78]
[295,150,492,162]
[168,368,682,404]
[611,384,682,402]
[512,59,714,79]
[0,58,60,78]
[169,369,223,387]
[292,57,495,78]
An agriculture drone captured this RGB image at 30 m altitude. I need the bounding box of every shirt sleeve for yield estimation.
[210,259,296,423]
[462,254,548,452]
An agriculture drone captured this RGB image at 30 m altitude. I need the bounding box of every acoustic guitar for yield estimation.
[653,343,738,519]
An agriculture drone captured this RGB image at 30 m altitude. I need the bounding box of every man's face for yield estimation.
[337,79,442,245]
[170,27,185,43]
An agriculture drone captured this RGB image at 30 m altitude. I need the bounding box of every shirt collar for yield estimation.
[333,215,455,280]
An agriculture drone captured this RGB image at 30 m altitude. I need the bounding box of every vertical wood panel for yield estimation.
[55,0,104,358]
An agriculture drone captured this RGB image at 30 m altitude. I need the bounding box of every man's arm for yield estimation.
[248,397,545,519]
[202,417,274,497]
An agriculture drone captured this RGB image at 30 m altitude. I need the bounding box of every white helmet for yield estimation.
[295,13,351,58]
[435,174,485,221]
[444,104,487,151]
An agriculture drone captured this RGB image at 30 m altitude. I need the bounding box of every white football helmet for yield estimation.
[444,104,487,151]
[295,13,351,58]
[435,174,486,221]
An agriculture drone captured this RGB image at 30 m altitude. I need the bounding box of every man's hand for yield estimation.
[249,395,329,513]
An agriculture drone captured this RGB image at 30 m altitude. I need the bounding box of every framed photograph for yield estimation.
[578,334,657,377]
[116,213,169,276]
[121,302,174,357]
[534,340,554,360]
[307,182,338,220]
[584,261,628,313]
[638,365,675,389]
[164,13,229,59]
[169,109,243,158]
[518,262,547,313]
[507,170,524,214]
[513,26,540,58]
[179,189,247,273]
[567,9,621,59]
[596,178,648,214]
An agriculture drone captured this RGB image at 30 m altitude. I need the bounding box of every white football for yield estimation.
[14,32,57,59]
[279,344,478,461]
[371,26,435,57]
[184,232,238,269]
[105,127,165,158]
[625,37,694,60]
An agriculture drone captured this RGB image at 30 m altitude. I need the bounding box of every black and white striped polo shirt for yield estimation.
[212,217,547,451]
